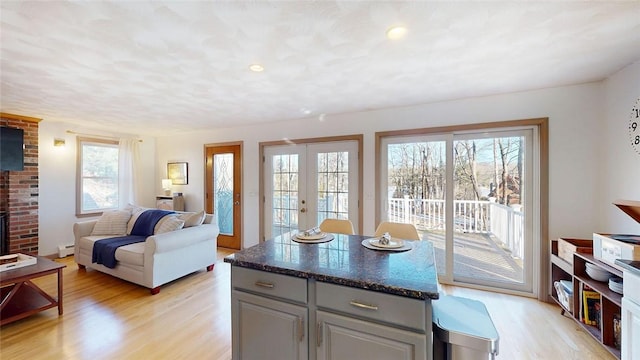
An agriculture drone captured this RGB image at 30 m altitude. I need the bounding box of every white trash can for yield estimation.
[432,295,499,360]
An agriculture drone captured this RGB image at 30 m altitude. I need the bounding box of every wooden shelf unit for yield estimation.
[550,240,574,315]
[550,240,622,359]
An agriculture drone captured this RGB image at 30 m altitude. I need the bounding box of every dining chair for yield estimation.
[319,218,355,235]
[374,221,421,240]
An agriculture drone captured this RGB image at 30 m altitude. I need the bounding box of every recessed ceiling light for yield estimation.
[386,26,407,40]
[249,64,264,72]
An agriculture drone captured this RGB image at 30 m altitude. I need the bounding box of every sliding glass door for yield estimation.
[380,126,537,294]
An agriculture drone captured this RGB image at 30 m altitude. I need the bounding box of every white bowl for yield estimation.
[586,267,612,282]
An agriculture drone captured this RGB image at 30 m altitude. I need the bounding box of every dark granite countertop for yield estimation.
[224,234,440,300]
[615,259,640,276]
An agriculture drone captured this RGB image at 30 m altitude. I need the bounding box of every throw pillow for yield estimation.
[183,210,206,227]
[91,210,132,236]
[154,216,185,234]
[126,205,150,234]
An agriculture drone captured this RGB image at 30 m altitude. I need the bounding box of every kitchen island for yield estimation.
[224,233,440,360]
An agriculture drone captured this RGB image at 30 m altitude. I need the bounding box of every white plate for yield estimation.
[291,234,334,244]
[360,239,412,252]
[367,238,404,249]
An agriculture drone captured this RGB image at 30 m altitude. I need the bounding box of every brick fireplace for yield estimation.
[0,113,40,255]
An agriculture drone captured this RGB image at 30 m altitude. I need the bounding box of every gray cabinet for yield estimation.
[230,266,432,360]
[232,290,308,360]
[316,310,427,360]
[315,282,428,360]
[231,267,308,360]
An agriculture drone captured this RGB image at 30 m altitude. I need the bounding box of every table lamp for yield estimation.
[162,179,172,196]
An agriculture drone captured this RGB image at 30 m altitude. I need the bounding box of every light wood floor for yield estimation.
[1,250,614,360]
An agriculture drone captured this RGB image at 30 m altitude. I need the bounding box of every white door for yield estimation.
[264,141,358,239]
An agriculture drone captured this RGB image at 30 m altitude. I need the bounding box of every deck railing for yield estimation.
[387,198,524,258]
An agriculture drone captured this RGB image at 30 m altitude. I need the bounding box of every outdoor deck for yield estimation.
[423,230,524,284]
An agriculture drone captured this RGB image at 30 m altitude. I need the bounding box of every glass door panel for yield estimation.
[315,151,350,223]
[265,147,305,239]
[206,143,242,249]
[384,138,448,275]
[452,130,532,291]
[214,153,234,235]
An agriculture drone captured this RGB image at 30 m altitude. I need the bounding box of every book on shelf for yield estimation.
[582,289,601,328]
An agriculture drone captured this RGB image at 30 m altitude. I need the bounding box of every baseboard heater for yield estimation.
[58,243,74,258]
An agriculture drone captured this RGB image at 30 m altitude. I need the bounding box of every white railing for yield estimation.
[387,198,523,258]
[489,202,524,259]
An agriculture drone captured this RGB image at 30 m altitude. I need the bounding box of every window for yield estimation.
[76,137,119,216]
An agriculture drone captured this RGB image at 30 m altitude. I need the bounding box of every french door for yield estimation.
[206,143,242,249]
[380,126,538,295]
[263,141,359,239]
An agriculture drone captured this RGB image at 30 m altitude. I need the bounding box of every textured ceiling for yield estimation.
[1,1,640,136]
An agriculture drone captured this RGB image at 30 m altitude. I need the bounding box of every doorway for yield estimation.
[206,143,242,249]
[260,136,362,241]
[378,121,543,296]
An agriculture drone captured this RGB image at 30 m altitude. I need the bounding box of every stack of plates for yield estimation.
[585,262,612,282]
[609,277,623,295]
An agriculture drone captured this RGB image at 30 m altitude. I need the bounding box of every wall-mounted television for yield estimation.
[0,126,25,171]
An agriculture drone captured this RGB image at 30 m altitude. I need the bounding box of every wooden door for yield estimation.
[206,143,242,249]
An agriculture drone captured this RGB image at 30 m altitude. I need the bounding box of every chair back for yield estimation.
[374,221,420,240]
[319,218,355,235]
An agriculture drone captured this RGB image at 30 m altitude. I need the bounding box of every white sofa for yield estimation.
[73,211,219,295]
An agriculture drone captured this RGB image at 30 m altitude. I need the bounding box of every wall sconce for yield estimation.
[161,179,172,196]
[53,138,65,147]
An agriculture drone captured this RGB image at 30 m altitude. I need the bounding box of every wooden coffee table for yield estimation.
[0,257,66,325]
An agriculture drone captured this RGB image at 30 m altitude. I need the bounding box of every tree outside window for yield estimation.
[77,138,119,216]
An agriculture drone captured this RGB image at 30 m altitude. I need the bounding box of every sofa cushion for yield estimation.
[126,205,150,234]
[91,210,132,236]
[154,216,185,234]
[180,210,206,227]
[116,242,145,266]
[79,235,145,267]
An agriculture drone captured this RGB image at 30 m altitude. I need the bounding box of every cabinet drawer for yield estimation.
[232,266,307,304]
[156,199,173,210]
[316,282,426,331]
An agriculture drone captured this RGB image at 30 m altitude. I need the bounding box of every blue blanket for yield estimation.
[92,209,174,269]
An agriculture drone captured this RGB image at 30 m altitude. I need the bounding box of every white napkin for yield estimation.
[380,232,391,245]
[302,227,320,236]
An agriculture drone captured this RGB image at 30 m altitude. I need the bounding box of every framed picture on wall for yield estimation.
[167,162,188,185]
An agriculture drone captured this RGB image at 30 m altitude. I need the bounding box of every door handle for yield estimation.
[234,201,240,205]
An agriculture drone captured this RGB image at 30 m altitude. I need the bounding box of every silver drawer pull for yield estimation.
[349,300,379,311]
[255,281,275,289]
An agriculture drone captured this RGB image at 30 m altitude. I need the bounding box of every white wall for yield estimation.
[600,61,640,234]
[156,82,604,248]
[38,72,637,256]
[38,122,157,256]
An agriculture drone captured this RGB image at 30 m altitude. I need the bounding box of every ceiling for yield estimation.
[1,1,640,136]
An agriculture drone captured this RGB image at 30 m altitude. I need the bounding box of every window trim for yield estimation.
[76,137,119,217]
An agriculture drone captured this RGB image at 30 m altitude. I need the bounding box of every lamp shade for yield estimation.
[162,179,172,190]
